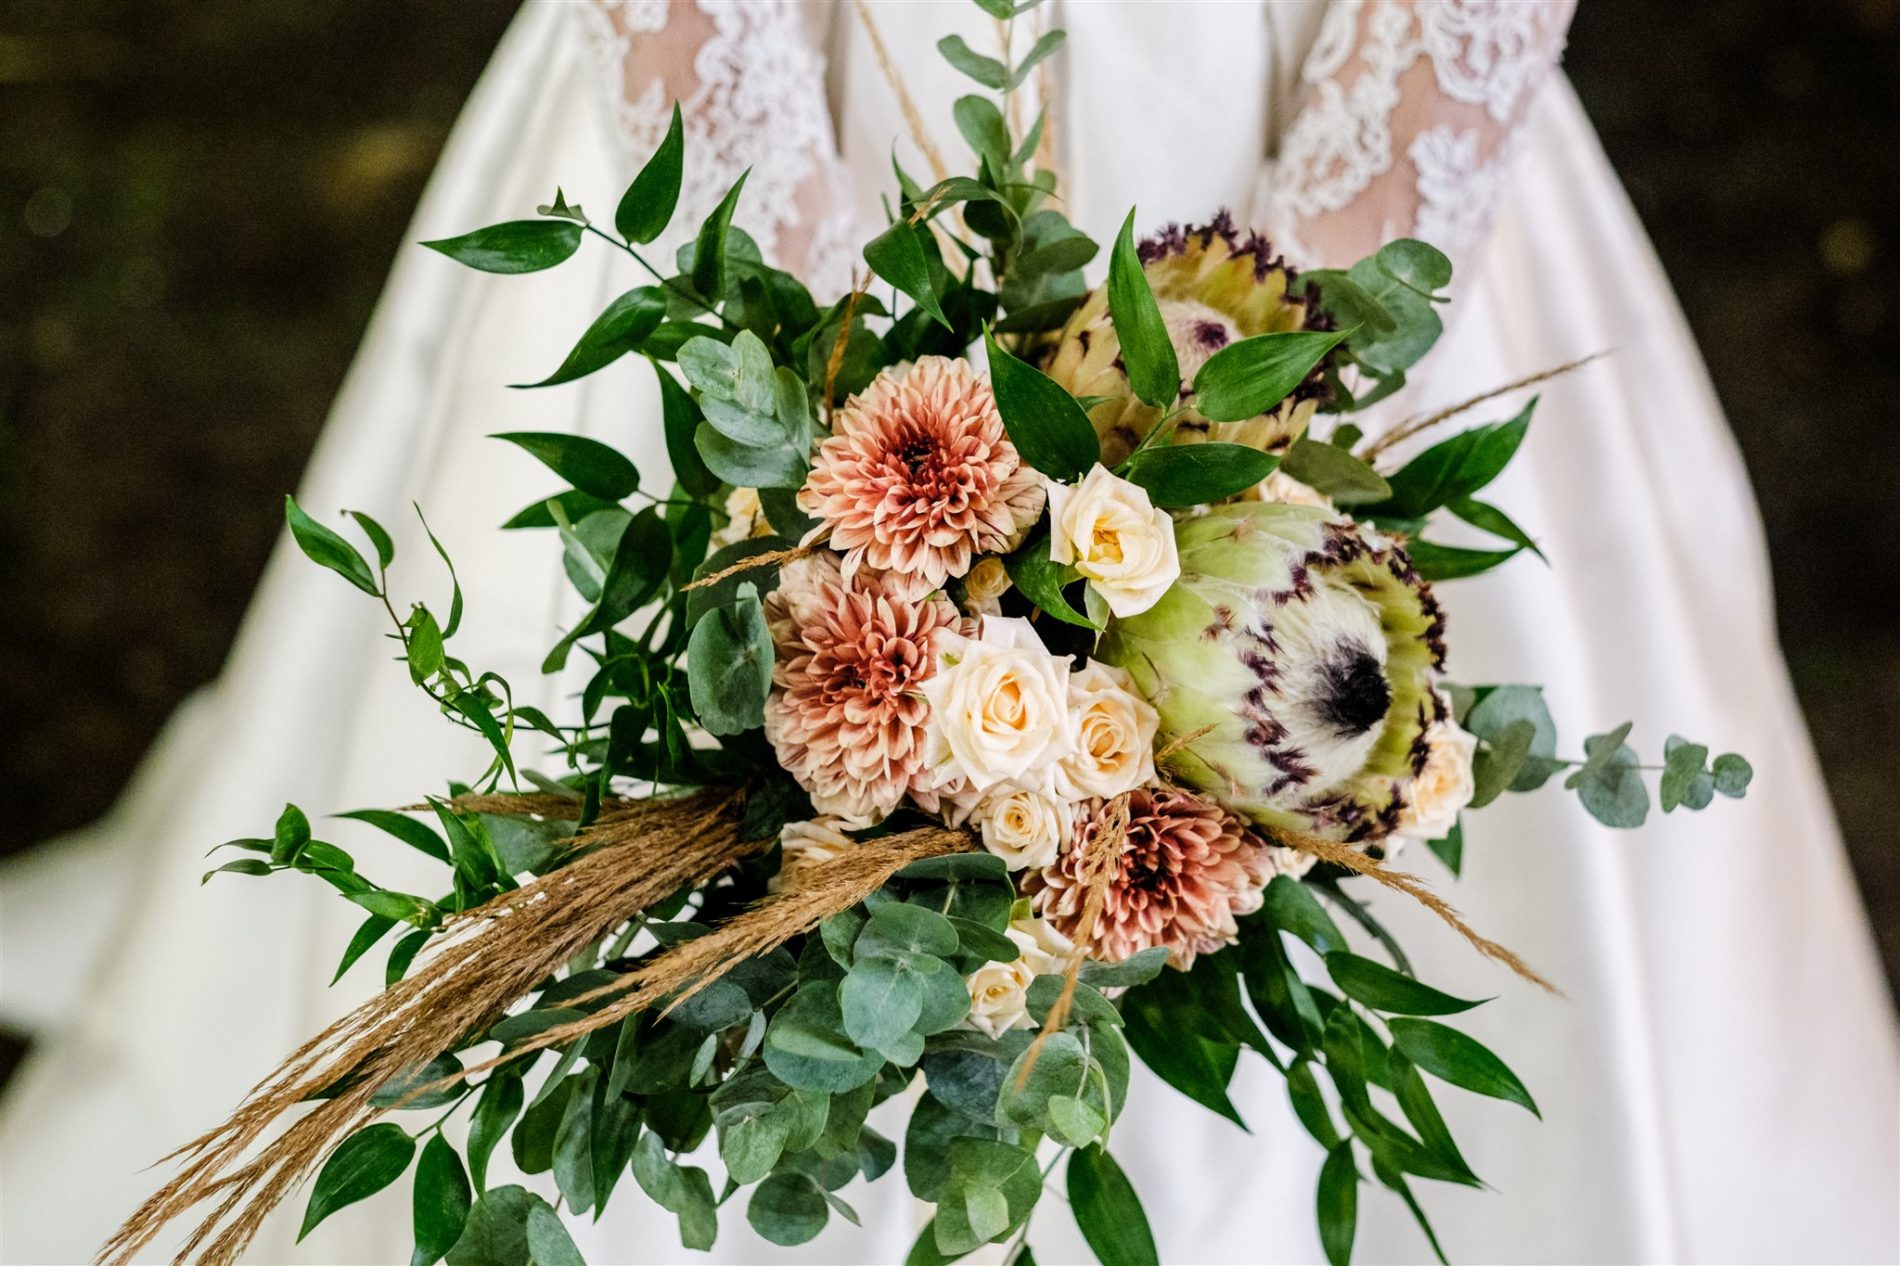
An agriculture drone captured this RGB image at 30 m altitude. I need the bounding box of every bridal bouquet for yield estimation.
[106,5,1752,1265]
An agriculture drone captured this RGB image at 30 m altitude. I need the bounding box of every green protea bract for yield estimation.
[1097,502,1445,842]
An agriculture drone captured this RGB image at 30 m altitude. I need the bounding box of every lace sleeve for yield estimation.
[576,0,857,296]
[1256,0,1576,274]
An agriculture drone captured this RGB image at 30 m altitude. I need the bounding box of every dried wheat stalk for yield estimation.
[99,787,756,1266]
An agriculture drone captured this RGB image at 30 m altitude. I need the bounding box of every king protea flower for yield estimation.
[799,356,1044,599]
[762,552,964,825]
[1044,212,1330,463]
[1096,502,1445,843]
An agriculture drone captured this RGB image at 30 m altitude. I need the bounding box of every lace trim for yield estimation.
[1257,0,1571,272]
[576,0,857,297]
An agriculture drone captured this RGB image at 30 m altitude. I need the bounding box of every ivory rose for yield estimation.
[1055,660,1160,799]
[962,916,1075,1038]
[1395,711,1479,846]
[975,784,1070,870]
[919,617,1073,792]
[767,818,854,893]
[1047,464,1180,618]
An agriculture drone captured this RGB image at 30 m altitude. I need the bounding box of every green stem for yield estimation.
[584,224,739,330]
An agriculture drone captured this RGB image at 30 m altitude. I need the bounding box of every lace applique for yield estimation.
[1256,0,1574,275]
[1409,124,1507,266]
[576,0,857,297]
[1417,1,1559,123]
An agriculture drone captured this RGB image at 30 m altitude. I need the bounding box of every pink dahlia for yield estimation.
[1025,788,1280,969]
[798,356,1044,598]
[762,552,963,824]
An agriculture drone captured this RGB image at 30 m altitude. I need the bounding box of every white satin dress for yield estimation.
[2,3,1894,1264]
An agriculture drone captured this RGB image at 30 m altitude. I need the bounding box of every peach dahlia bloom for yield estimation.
[798,356,1043,599]
[762,552,962,825]
[1026,788,1282,969]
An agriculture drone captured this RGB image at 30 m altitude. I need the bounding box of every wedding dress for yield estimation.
[3,3,1895,1263]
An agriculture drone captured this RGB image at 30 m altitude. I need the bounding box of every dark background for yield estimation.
[1,0,1895,1091]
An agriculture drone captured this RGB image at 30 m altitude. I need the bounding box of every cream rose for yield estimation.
[768,817,855,893]
[974,784,1070,870]
[961,556,1013,617]
[1395,713,1479,846]
[1046,464,1180,618]
[962,917,1074,1037]
[712,486,764,547]
[1055,660,1160,799]
[919,617,1073,792]
[1248,469,1335,511]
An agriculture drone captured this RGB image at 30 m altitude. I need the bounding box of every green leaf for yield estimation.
[864,220,949,328]
[654,365,721,496]
[333,912,396,985]
[690,171,749,299]
[1119,442,1278,506]
[1004,28,1066,91]
[937,35,1008,89]
[857,901,961,959]
[1427,819,1464,875]
[1045,1094,1108,1147]
[1324,952,1486,1016]
[1003,530,1096,628]
[1106,210,1179,407]
[1067,1146,1159,1266]
[422,220,582,274]
[552,1068,597,1213]
[984,329,1100,481]
[695,423,807,489]
[1387,1018,1539,1116]
[512,287,666,389]
[1262,875,1348,955]
[616,102,684,244]
[411,1133,472,1266]
[286,496,379,595]
[1120,981,1245,1128]
[1661,735,1715,813]
[1566,725,1649,829]
[446,1185,545,1266]
[467,1070,525,1191]
[202,857,273,884]
[631,1131,719,1251]
[1463,685,1562,793]
[1279,437,1392,505]
[299,1123,416,1241]
[1191,329,1346,423]
[841,956,927,1049]
[1449,496,1545,561]
[686,586,773,735]
[1389,1055,1480,1187]
[1406,539,1523,581]
[1713,752,1753,798]
[1316,1141,1358,1266]
[748,1172,829,1246]
[397,608,444,688]
[523,1204,586,1266]
[1371,400,1534,519]
[897,852,1010,883]
[348,510,395,569]
[492,432,638,503]
[337,808,450,865]
[952,95,1009,167]
[1076,946,1170,990]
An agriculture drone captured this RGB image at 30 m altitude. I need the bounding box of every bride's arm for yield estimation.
[1258,0,1577,273]
[576,0,855,293]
